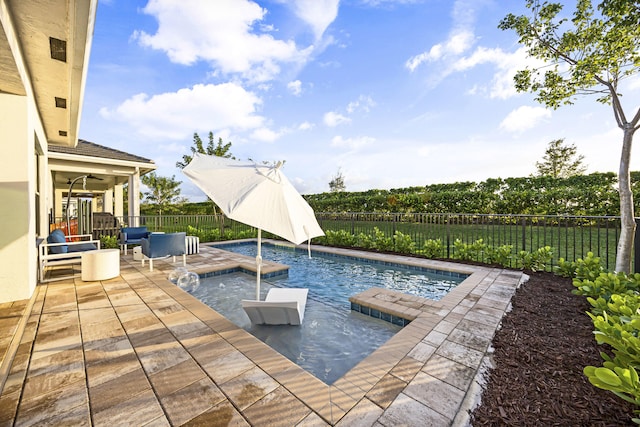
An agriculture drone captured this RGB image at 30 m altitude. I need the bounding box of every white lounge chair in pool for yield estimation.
[241,288,308,325]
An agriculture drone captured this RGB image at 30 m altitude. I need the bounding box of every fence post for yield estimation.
[635,218,640,273]
[446,214,451,258]
[521,218,526,251]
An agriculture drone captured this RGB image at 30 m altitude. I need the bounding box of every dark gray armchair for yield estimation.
[140,232,187,271]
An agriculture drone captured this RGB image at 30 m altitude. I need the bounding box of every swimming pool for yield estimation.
[189,243,465,384]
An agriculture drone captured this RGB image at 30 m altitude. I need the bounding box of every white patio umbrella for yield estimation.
[182,153,325,300]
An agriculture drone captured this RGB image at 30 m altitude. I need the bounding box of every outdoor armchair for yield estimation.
[39,229,100,282]
[140,232,187,271]
[119,226,150,255]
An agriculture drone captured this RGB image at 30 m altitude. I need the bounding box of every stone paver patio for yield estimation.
[0,242,525,426]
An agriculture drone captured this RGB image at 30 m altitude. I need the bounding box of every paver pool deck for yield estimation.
[0,242,525,426]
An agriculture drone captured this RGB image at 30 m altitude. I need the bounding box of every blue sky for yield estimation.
[79,0,640,201]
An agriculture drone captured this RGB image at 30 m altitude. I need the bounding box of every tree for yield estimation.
[329,168,346,192]
[176,131,234,169]
[535,138,587,178]
[500,0,640,272]
[141,173,184,215]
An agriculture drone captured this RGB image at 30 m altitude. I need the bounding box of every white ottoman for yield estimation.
[133,246,143,261]
[81,249,120,281]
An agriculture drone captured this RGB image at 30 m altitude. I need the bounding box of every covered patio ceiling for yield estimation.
[0,0,96,148]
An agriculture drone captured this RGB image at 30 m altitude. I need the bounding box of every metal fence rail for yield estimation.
[315,213,626,272]
[52,212,635,272]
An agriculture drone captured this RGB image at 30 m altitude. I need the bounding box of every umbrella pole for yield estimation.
[256,229,262,301]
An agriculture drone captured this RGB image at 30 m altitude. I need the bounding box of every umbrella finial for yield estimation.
[275,161,284,170]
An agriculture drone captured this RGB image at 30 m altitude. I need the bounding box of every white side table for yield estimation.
[81,249,120,281]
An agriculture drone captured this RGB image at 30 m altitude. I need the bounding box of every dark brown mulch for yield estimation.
[470,271,638,426]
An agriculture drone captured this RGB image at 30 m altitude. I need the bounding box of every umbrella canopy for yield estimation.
[183,154,325,300]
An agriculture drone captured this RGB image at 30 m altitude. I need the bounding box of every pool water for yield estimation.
[222,243,464,303]
[189,243,464,384]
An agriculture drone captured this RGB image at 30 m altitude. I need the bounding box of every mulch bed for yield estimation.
[470,271,638,426]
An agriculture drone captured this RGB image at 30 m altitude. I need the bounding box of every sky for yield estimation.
[79,0,640,202]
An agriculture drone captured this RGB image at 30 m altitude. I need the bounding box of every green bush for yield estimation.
[422,239,444,258]
[516,246,552,271]
[370,227,393,251]
[393,231,416,254]
[574,252,640,423]
[485,244,513,267]
[453,239,486,262]
[99,235,119,249]
[575,252,605,282]
[323,229,356,247]
[584,292,640,423]
[574,272,640,302]
[554,257,577,278]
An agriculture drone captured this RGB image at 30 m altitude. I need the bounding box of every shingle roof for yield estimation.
[48,139,154,164]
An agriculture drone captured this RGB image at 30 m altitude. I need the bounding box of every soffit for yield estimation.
[0,0,96,147]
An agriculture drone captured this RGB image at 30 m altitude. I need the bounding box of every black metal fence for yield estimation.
[52,212,637,272]
[315,213,627,271]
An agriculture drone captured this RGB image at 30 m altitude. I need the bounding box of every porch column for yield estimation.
[128,168,140,226]
[103,188,113,213]
[114,184,123,220]
[0,94,37,302]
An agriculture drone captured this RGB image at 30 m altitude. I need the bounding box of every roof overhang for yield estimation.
[0,0,97,147]
[48,151,157,190]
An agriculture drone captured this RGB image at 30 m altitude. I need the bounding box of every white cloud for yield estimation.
[250,127,281,142]
[323,111,351,127]
[404,0,542,100]
[330,135,375,150]
[288,80,303,96]
[453,46,536,99]
[288,0,340,40]
[406,0,477,72]
[347,95,376,114]
[406,30,474,72]
[100,83,264,139]
[134,0,311,82]
[499,106,552,133]
[298,121,314,130]
[360,0,422,6]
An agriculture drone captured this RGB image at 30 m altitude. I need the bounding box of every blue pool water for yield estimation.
[189,243,465,384]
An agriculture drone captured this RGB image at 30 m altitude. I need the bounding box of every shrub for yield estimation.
[575,252,605,282]
[574,272,640,302]
[516,246,552,272]
[323,229,356,247]
[370,227,393,251]
[554,257,577,278]
[485,244,513,267]
[453,239,486,262]
[422,239,444,258]
[99,235,118,249]
[584,292,640,423]
[393,231,415,254]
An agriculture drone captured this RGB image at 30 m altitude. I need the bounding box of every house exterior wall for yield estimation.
[0,94,40,303]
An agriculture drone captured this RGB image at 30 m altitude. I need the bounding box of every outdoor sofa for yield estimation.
[39,228,100,282]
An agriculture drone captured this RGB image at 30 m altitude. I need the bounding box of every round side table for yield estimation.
[81,249,120,281]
